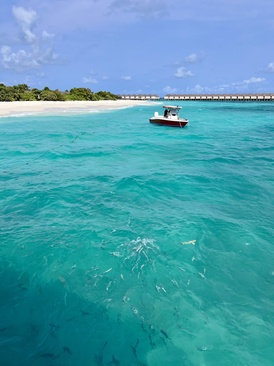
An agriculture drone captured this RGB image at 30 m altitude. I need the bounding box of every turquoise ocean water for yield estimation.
[0,102,274,365]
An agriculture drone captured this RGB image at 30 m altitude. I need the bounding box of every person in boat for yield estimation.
[164,109,168,118]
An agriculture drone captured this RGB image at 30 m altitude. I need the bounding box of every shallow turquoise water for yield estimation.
[0,102,274,365]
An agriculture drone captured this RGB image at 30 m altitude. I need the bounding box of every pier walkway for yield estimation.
[164,94,274,101]
[119,93,274,101]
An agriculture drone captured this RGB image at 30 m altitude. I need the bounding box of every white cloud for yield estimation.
[184,53,198,63]
[163,85,177,93]
[1,45,58,72]
[184,52,205,64]
[109,0,168,18]
[122,75,131,80]
[243,77,265,84]
[12,6,38,43]
[231,77,265,88]
[42,31,55,39]
[175,67,193,78]
[266,62,274,72]
[191,84,207,93]
[1,6,58,72]
[1,46,37,69]
[82,76,98,83]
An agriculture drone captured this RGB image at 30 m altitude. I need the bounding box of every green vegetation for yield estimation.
[0,83,118,102]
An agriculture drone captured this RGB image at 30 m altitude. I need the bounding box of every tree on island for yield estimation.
[0,84,118,102]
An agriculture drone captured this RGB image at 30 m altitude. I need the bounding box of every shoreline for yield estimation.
[0,100,158,117]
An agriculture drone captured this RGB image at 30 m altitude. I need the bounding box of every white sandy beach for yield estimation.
[0,100,156,117]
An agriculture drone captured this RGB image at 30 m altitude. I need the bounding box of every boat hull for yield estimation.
[149,117,188,127]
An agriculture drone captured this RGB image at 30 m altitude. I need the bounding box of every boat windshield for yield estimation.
[163,106,180,116]
[163,105,182,110]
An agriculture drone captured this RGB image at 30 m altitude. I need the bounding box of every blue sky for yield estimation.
[1,0,274,96]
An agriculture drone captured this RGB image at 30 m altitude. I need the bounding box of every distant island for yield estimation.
[0,83,118,102]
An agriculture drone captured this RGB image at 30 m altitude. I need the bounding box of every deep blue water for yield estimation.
[0,102,274,365]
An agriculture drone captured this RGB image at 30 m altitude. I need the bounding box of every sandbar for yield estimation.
[0,100,157,117]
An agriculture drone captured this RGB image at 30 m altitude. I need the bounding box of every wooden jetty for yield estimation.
[164,94,274,101]
[118,93,274,101]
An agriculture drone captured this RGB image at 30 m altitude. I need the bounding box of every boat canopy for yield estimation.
[163,105,182,110]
